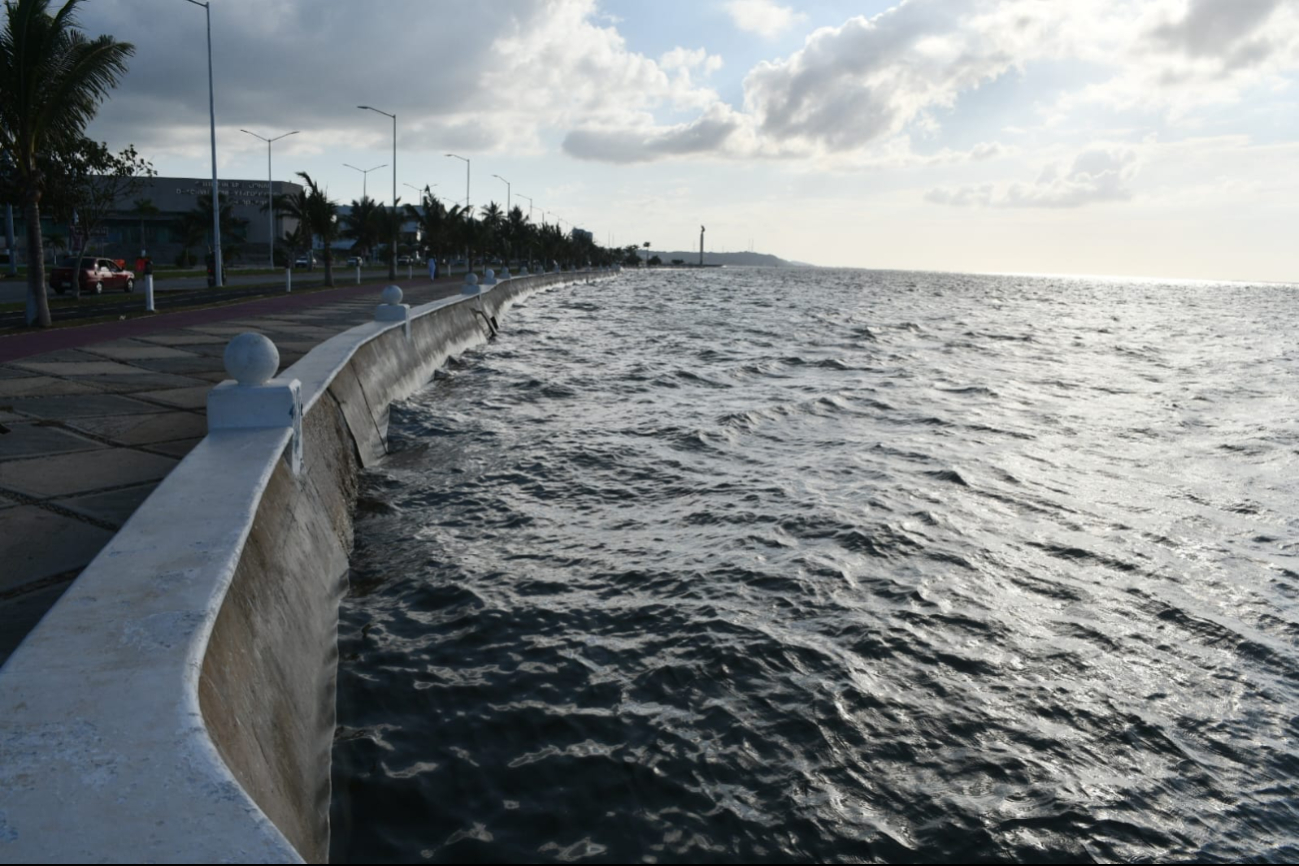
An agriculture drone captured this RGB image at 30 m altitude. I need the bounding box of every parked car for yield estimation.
[396,255,413,266]
[49,257,134,295]
[346,256,362,267]
[293,254,315,269]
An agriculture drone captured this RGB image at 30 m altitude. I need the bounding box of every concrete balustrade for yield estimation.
[208,332,304,475]
[374,284,412,339]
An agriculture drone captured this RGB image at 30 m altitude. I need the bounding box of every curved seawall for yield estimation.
[0,271,614,863]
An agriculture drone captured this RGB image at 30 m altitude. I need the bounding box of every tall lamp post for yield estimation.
[358,105,397,279]
[491,174,511,213]
[241,129,298,268]
[343,162,386,201]
[446,154,471,269]
[184,0,221,286]
[446,154,470,212]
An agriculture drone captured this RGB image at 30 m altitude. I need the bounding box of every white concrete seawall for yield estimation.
[0,271,614,863]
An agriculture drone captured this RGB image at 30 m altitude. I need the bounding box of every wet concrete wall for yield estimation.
[196,274,588,862]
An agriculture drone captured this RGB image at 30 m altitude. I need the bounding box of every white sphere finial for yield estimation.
[224,332,279,386]
[381,285,403,305]
[464,272,479,285]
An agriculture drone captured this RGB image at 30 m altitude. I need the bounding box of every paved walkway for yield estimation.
[0,275,464,664]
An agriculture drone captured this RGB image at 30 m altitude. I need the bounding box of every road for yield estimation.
[0,266,431,329]
[0,268,347,304]
[2,263,475,317]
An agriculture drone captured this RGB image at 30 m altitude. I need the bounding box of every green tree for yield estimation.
[505,204,531,269]
[179,191,248,265]
[278,222,308,269]
[288,171,338,286]
[53,142,153,294]
[405,187,449,261]
[372,197,405,267]
[479,200,504,263]
[0,0,134,326]
[342,195,383,262]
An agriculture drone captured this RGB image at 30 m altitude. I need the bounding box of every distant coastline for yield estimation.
[646,250,814,268]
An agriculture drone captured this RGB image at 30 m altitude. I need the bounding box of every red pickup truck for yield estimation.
[49,257,135,296]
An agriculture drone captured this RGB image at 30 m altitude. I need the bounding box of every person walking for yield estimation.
[427,254,437,281]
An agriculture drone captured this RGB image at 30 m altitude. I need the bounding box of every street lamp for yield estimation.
[184,0,221,286]
[343,163,386,201]
[446,154,470,212]
[516,194,533,222]
[241,129,298,268]
[402,181,434,201]
[491,174,510,213]
[358,105,397,279]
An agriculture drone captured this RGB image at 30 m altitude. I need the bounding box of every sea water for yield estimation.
[330,268,1299,863]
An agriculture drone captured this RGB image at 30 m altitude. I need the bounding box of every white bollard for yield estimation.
[483,268,497,286]
[208,333,303,475]
[375,284,411,338]
[461,271,481,296]
[285,267,292,293]
[144,273,155,312]
[407,263,413,280]
[356,264,361,285]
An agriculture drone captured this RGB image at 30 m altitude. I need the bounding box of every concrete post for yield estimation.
[285,267,292,293]
[356,263,361,285]
[208,333,303,475]
[483,268,497,286]
[374,284,411,338]
[461,271,480,296]
[145,274,155,313]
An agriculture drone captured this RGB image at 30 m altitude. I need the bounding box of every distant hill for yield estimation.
[649,250,812,268]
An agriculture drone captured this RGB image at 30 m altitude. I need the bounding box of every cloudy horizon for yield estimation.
[76,0,1299,282]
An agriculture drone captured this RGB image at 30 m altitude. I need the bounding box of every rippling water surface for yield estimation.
[330,269,1299,863]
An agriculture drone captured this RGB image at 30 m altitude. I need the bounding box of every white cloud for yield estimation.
[725,0,807,39]
[77,0,1299,182]
[559,0,1299,166]
[1051,0,1299,118]
[927,145,1141,208]
[80,0,725,161]
[562,104,745,163]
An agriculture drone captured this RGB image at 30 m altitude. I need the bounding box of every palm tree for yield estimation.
[290,171,338,286]
[479,201,504,264]
[180,192,247,264]
[342,195,383,263]
[0,0,134,326]
[506,205,530,268]
[405,188,446,262]
[374,200,408,267]
[279,223,308,269]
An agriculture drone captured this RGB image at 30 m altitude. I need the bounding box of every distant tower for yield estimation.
[699,225,705,267]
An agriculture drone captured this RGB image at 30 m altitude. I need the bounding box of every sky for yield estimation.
[74,0,1299,283]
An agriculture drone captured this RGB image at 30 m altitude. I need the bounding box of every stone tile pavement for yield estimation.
[0,277,465,664]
